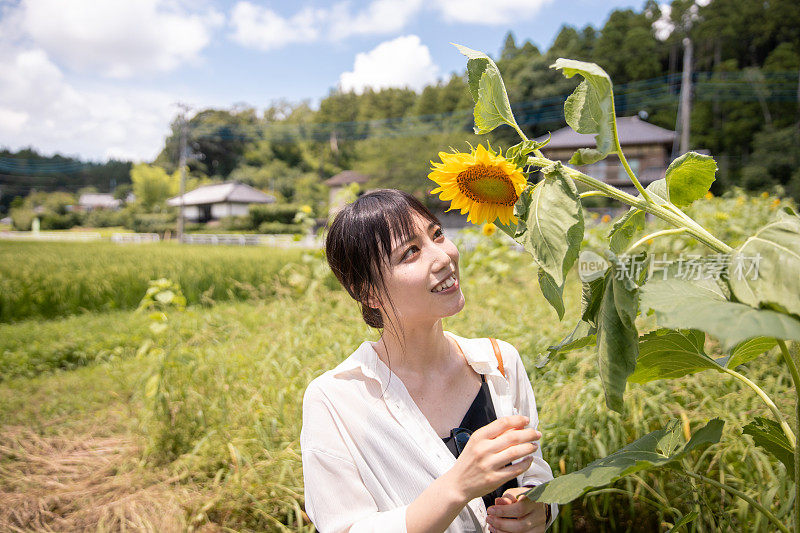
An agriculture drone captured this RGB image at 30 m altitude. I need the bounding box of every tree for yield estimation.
[130,163,179,211]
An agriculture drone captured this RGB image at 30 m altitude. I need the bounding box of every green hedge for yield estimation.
[249,204,303,226]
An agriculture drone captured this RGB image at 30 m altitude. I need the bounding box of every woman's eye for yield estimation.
[403,246,418,260]
[434,228,444,239]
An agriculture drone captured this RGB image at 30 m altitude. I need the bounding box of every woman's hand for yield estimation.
[486,487,548,533]
[445,415,541,504]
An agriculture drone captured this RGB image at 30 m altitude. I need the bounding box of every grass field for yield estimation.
[0,218,795,531]
[0,241,309,323]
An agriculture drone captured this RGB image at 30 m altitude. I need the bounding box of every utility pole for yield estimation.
[176,103,189,243]
[679,35,693,154]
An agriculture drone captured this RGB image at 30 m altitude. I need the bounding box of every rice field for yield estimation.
[0,225,795,531]
[0,241,309,323]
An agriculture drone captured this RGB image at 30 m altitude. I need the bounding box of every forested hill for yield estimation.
[4,0,800,212]
[0,149,131,214]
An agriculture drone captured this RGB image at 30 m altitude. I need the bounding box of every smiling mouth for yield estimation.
[431,273,457,293]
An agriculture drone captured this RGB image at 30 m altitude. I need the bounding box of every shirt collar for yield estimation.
[331,330,502,384]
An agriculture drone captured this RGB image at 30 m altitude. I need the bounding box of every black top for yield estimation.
[441,373,519,511]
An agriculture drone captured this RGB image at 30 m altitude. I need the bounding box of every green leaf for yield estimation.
[551,59,615,159]
[453,43,490,101]
[665,152,717,207]
[506,138,549,169]
[742,417,795,480]
[629,329,722,384]
[724,336,778,369]
[512,184,533,239]
[516,162,584,287]
[538,268,565,320]
[640,276,800,351]
[454,43,519,135]
[728,211,800,319]
[667,511,699,532]
[525,418,724,504]
[544,320,597,363]
[609,208,645,254]
[580,276,605,325]
[595,258,639,412]
[569,148,606,166]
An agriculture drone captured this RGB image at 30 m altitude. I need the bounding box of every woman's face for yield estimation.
[372,211,465,327]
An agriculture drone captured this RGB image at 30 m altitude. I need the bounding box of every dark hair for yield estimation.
[324,189,442,331]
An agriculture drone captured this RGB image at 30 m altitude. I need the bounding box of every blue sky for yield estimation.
[0,0,647,162]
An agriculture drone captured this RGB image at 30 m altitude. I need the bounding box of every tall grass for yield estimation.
[0,241,308,323]
[1,235,794,531]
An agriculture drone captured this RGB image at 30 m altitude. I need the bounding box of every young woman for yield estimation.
[301,189,557,533]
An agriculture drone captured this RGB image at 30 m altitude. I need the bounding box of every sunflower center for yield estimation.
[456,164,518,206]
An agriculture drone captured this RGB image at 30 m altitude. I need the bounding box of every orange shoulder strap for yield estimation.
[489,338,506,379]
[448,333,506,379]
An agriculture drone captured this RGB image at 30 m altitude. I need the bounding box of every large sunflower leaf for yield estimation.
[551,59,615,160]
[640,276,800,351]
[742,417,795,480]
[453,43,520,135]
[595,255,640,412]
[517,162,584,287]
[538,268,565,321]
[665,152,717,207]
[728,209,800,319]
[629,329,722,384]
[525,418,724,504]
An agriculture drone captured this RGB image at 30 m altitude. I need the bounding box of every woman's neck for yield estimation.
[375,322,456,379]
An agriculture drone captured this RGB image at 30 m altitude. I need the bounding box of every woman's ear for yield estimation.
[364,290,382,309]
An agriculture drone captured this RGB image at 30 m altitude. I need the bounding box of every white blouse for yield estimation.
[300,330,558,532]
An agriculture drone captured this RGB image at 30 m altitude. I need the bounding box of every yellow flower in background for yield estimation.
[736,197,745,206]
[428,144,526,226]
[482,223,497,236]
[761,191,769,199]
[704,191,713,199]
[601,214,611,223]
[300,205,313,214]
[771,198,781,209]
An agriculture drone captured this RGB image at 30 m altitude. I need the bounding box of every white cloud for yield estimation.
[329,0,424,40]
[229,0,424,51]
[0,48,176,161]
[433,0,552,25]
[11,0,222,78]
[229,2,323,51]
[339,35,439,93]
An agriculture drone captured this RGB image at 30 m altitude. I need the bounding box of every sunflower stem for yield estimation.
[579,191,611,199]
[624,228,688,255]
[527,156,733,255]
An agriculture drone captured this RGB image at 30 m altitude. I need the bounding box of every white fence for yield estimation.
[0,231,102,242]
[111,233,160,243]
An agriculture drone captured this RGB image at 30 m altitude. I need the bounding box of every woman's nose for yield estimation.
[430,244,452,270]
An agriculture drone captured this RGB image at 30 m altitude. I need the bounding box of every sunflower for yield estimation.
[428,144,526,226]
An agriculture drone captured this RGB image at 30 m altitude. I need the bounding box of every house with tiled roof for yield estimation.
[323,170,372,218]
[167,181,275,223]
[536,116,676,190]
